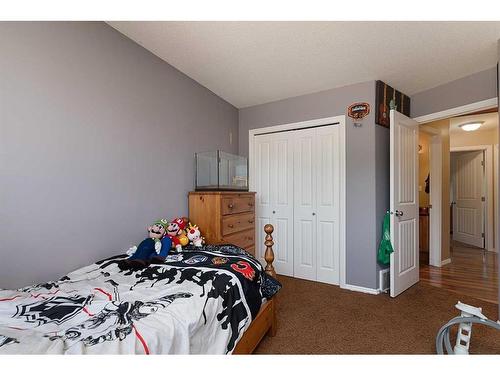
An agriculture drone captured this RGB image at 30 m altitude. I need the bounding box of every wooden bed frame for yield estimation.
[233,224,277,354]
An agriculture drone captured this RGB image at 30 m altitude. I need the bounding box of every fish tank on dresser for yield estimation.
[195,150,248,191]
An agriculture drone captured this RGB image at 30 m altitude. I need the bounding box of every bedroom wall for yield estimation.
[0,22,238,289]
[411,67,497,118]
[239,81,388,290]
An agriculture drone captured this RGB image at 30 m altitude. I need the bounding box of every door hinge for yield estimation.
[481,160,484,166]
[481,197,486,202]
[482,233,485,238]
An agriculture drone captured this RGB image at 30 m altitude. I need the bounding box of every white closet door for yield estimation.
[293,125,340,285]
[254,132,294,276]
[293,128,317,281]
[315,125,340,284]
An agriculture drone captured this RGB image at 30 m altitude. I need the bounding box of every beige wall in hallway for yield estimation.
[419,132,431,207]
[450,128,498,148]
[425,119,451,262]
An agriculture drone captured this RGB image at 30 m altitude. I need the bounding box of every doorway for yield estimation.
[418,126,443,268]
[416,109,499,304]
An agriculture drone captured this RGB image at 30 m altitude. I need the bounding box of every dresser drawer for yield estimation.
[222,229,255,249]
[222,212,255,236]
[221,195,254,216]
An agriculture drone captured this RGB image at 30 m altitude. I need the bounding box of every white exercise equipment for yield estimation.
[436,301,500,354]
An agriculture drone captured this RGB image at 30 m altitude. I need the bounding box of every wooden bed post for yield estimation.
[233,224,278,354]
[263,224,277,337]
[264,224,276,278]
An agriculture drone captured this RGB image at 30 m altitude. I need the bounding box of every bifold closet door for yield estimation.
[254,132,294,276]
[315,125,340,284]
[293,125,340,285]
[293,128,317,281]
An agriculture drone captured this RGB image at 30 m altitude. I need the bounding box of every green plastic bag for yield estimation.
[377,212,394,265]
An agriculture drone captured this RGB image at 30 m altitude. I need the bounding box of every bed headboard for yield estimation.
[263,224,276,278]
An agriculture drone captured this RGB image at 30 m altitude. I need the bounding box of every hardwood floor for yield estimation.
[420,242,498,304]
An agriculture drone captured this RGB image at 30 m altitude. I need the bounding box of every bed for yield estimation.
[0,225,279,354]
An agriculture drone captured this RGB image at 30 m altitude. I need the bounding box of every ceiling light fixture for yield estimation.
[459,121,483,132]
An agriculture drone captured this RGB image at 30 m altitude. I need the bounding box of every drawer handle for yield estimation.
[228,204,234,209]
[246,236,253,241]
[228,224,234,228]
[248,202,254,207]
[248,220,254,224]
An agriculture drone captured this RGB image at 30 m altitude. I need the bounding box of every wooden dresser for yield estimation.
[188,191,256,256]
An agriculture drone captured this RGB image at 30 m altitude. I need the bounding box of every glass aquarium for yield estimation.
[195,150,248,191]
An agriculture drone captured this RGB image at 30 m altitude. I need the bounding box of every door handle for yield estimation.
[395,210,403,217]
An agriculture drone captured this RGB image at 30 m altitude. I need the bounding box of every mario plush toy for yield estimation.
[166,217,189,252]
[118,219,172,271]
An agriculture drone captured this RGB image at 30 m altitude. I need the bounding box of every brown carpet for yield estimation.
[254,276,500,354]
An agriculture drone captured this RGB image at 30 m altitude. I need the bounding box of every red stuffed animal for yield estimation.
[166,217,189,252]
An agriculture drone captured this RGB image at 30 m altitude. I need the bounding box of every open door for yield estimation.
[390,110,419,297]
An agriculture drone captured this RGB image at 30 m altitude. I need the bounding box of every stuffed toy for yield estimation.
[118,219,172,270]
[166,217,189,252]
[187,223,205,247]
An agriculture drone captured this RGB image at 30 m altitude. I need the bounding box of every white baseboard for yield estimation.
[342,283,380,295]
[441,258,451,266]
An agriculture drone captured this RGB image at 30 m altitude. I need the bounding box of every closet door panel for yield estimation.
[255,138,272,215]
[315,125,340,285]
[254,132,294,276]
[293,129,317,281]
[270,134,294,276]
[254,136,272,263]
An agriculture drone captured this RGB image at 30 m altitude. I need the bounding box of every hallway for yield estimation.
[420,242,498,304]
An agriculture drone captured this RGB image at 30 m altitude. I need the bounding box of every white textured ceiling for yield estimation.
[107,21,500,108]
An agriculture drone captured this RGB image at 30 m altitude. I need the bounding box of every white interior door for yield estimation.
[293,128,317,281]
[253,121,341,284]
[452,150,485,248]
[315,125,340,284]
[254,132,294,276]
[293,125,340,285]
[390,110,419,297]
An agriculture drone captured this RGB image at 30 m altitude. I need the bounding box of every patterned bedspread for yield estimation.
[0,245,280,354]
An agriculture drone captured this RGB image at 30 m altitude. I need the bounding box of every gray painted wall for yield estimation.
[0,22,238,289]
[374,125,390,278]
[239,81,388,289]
[411,67,497,118]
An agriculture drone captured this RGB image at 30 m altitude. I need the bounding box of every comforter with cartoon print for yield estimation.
[0,245,278,354]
